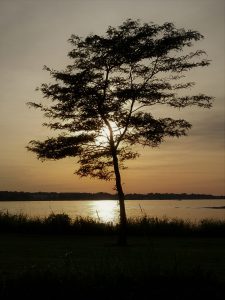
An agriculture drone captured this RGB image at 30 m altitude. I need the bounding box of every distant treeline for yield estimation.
[0,191,224,201]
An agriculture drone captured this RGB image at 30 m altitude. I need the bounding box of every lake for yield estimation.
[0,199,225,223]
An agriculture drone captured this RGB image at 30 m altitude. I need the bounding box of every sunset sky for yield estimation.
[0,0,224,195]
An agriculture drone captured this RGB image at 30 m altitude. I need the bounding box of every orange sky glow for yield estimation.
[0,0,224,195]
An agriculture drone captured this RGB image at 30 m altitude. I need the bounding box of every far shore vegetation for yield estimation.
[0,191,224,201]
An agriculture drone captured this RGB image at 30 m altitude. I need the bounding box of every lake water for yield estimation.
[0,199,225,223]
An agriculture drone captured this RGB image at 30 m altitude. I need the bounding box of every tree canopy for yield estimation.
[27,19,212,181]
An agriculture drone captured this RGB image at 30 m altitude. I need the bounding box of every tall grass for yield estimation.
[127,216,225,237]
[0,211,224,237]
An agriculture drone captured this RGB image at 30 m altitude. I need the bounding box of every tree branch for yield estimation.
[142,56,159,88]
[116,66,135,148]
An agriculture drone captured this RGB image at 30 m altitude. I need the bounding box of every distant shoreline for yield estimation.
[0,191,224,201]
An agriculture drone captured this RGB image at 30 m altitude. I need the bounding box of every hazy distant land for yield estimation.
[0,191,224,201]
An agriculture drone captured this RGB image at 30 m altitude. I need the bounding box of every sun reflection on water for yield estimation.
[91,200,119,223]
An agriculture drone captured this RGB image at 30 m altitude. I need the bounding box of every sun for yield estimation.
[96,121,121,146]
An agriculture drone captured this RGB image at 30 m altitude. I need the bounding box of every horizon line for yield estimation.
[0,191,224,197]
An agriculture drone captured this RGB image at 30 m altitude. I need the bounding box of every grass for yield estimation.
[0,234,225,299]
[0,212,225,299]
[0,211,225,237]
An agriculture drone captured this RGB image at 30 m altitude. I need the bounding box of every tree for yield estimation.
[27,19,213,245]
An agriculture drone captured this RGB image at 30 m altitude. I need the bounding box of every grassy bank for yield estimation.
[0,211,225,237]
[1,212,224,299]
[0,234,225,299]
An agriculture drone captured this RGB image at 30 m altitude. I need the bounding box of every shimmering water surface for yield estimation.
[0,200,224,223]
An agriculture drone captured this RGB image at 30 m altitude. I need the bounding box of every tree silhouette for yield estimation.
[27,19,213,245]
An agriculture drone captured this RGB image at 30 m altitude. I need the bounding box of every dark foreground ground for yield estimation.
[0,234,224,300]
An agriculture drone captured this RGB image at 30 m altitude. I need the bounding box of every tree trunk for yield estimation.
[112,150,127,246]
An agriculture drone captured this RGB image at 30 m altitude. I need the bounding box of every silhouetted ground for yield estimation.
[0,234,224,299]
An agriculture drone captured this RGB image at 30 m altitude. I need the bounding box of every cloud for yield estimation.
[189,110,225,149]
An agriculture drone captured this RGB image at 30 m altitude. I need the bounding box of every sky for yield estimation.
[0,0,224,195]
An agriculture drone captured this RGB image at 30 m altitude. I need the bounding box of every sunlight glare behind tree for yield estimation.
[27,19,213,245]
